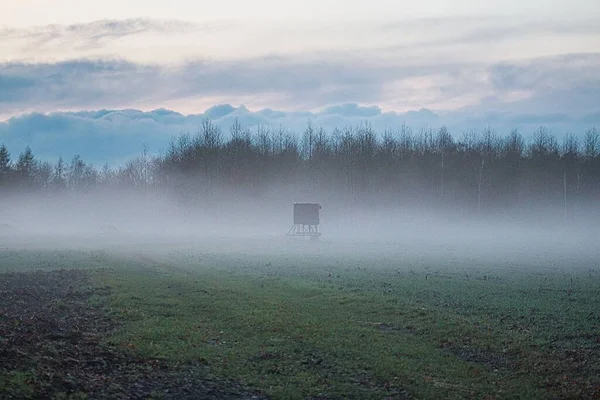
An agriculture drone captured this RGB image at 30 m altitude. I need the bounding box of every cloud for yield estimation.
[489,53,600,92]
[0,60,161,112]
[2,52,599,119]
[1,18,221,50]
[4,15,599,66]
[1,16,598,119]
[375,16,600,61]
[1,104,598,167]
[467,53,600,114]
[0,56,414,114]
[320,104,382,118]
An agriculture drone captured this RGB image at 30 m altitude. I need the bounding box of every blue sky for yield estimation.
[1,0,599,164]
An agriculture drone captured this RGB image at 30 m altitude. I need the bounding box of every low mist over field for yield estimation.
[1,118,599,251]
[0,184,598,266]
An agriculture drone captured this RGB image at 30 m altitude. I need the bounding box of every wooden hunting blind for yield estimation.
[287,203,322,240]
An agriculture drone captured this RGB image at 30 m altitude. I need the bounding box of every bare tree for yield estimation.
[35,161,53,189]
[584,127,599,159]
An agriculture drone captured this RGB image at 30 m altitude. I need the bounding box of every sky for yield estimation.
[0,0,599,163]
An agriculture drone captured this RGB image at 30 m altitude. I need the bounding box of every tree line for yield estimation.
[1,119,599,219]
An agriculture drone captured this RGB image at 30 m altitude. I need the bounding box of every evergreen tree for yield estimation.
[0,144,11,180]
[15,146,35,187]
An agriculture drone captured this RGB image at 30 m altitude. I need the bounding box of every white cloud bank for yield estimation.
[1,103,598,166]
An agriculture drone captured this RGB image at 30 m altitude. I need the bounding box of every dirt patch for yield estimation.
[377,323,416,334]
[451,347,513,371]
[0,269,265,399]
[440,338,600,398]
[438,339,514,372]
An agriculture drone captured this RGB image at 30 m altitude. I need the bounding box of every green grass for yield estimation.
[0,371,37,398]
[2,241,599,399]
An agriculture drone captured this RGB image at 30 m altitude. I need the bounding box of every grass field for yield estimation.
[1,237,599,399]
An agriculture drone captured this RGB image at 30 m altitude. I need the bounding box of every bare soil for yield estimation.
[0,269,266,399]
